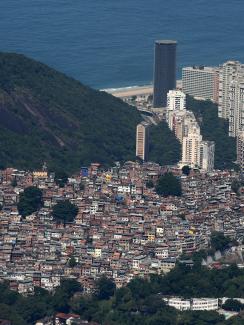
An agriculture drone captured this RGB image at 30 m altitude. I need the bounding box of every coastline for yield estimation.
[102,84,153,98]
[102,80,182,98]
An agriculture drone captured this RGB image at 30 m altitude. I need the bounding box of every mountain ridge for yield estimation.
[0,52,143,172]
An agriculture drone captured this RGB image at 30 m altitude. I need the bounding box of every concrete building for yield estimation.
[199,141,215,172]
[171,111,188,143]
[237,131,244,175]
[166,90,186,132]
[218,61,244,120]
[136,122,150,161]
[153,40,177,108]
[163,297,218,311]
[167,90,186,111]
[182,66,219,102]
[165,90,215,171]
[228,79,244,137]
[182,124,202,168]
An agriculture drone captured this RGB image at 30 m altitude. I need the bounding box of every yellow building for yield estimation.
[33,171,48,179]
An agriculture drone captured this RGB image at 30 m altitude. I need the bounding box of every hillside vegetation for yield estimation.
[0,53,142,172]
[149,120,181,165]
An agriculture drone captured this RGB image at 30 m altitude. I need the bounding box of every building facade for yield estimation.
[228,79,244,137]
[182,124,202,168]
[153,40,177,108]
[136,122,150,161]
[199,141,215,172]
[163,297,219,311]
[182,66,219,102]
[166,90,186,132]
[237,131,244,175]
[218,61,242,120]
[167,90,186,111]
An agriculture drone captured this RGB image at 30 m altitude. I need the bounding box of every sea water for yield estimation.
[1,0,244,89]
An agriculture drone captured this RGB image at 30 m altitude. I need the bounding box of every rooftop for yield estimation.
[155,40,177,45]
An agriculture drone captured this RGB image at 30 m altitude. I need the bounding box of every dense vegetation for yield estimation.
[54,170,69,187]
[222,299,244,312]
[17,186,43,217]
[0,53,142,173]
[156,172,182,196]
[52,200,79,224]
[149,121,181,165]
[3,263,244,324]
[182,165,191,176]
[210,231,233,252]
[187,96,236,170]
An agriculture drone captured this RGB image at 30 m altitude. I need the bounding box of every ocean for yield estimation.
[1,0,244,89]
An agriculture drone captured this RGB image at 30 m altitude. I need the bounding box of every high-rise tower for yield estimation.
[136,122,150,161]
[153,40,177,108]
[237,131,244,175]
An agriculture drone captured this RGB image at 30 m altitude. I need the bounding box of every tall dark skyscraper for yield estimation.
[153,40,177,108]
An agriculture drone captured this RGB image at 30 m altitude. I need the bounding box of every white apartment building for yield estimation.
[182,66,219,102]
[199,141,215,172]
[167,90,186,111]
[169,110,196,144]
[136,122,150,161]
[228,79,244,137]
[163,297,219,311]
[218,61,243,120]
[237,131,244,175]
[166,90,186,131]
[182,123,202,168]
[191,298,219,311]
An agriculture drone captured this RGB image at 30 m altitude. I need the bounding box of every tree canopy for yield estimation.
[52,200,78,224]
[149,121,181,166]
[17,186,43,217]
[222,299,244,312]
[210,231,232,252]
[182,165,191,176]
[156,172,182,197]
[95,276,116,300]
[54,170,69,188]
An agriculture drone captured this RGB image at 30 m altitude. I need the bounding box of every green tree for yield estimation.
[95,276,116,300]
[231,179,241,195]
[210,231,232,252]
[179,310,224,324]
[55,170,68,188]
[17,186,43,217]
[156,173,182,197]
[52,200,78,224]
[182,165,191,176]
[146,180,154,188]
[149,121,181,166]
[79,182,85,191]
[68,256,77,268]
[222,299,244,312]
[11,178,17,187]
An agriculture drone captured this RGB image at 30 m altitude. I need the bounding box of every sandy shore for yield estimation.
[102,80,182,98]
[103,85,153,98]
